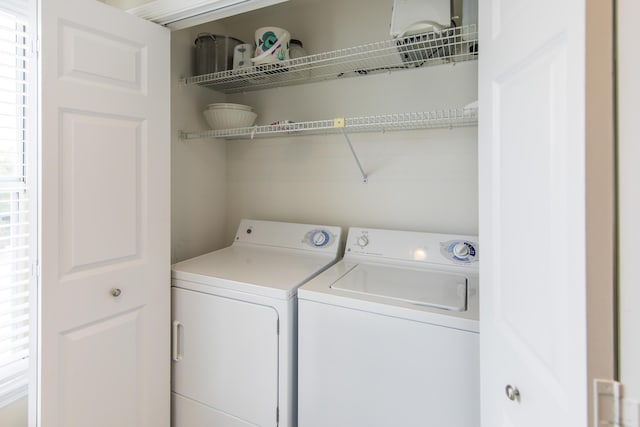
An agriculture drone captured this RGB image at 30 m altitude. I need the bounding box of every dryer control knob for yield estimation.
[453,243,470,258]
[312,231,328,247]
[356,235,369,248]
[307,229,331,247]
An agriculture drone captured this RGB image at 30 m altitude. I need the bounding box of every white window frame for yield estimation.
[0,0,36,410]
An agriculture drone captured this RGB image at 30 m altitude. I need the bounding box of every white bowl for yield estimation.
[206,102,253,111]
[203,108,258,129]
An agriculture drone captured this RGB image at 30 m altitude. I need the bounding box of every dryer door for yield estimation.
[172,287,279,427]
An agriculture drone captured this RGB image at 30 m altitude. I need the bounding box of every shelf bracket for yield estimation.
[340,128,368,183]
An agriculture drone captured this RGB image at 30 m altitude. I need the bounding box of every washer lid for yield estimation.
[172,246,337,299]
[330,263,468,312]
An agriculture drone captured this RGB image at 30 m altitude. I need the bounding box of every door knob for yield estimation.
[505,384,520,402]
[111,288,122,297]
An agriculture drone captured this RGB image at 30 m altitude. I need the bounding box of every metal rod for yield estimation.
[341,129,368,183]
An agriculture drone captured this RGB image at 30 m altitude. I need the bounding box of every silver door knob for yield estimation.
[505,384,520,402]
[111,288,122,297]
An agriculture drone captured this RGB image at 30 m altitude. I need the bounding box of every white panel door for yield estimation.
[39,1,170,426]
[479,0,591,426]
[172,288,279,427]
[618,0,640,402]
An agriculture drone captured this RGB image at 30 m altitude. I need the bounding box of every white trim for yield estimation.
[126,0,288,29]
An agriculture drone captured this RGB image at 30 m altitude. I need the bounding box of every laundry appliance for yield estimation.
[171,219,341,427]
[298,227,479,427]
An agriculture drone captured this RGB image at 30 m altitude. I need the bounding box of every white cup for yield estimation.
[252,26,290,65]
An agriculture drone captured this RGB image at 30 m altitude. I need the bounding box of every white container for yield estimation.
[206,102,253,111]
[390,0,450,37]
[203,108,257,129]
[252,26,290,65]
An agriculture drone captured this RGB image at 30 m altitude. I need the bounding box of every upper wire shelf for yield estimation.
[181,25,478,94]
[180,108,478,141]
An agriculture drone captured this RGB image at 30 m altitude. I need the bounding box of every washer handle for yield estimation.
[172,320,183,362]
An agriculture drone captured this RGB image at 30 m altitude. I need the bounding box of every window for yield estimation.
[0,0,33,408]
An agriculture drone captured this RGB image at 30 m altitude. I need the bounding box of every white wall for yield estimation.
[618,0,640,399]
[171,0,478,256]
[171,23,230,263]
[0,396,27,427]
[224,63,478,241]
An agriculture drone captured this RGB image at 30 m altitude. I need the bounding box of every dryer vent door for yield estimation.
[171,287,279,427]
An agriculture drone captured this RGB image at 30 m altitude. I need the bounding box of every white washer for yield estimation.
[171,219,341,427]
[298,227,479,427]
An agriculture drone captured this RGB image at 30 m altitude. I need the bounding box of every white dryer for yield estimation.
[297,227,479,427]
[171,219,341,427]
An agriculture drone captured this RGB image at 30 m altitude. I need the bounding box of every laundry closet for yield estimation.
[36,0,616,426]
[164,1,482,426]
[170,0,479,263]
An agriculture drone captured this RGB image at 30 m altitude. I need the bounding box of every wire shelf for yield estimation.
[181,25,478,94]
[180,107,478,141]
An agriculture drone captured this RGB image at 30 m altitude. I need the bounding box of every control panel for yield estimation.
[233,219,341,253]
[345,227,479,266]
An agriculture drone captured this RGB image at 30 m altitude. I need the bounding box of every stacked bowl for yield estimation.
[203,103,257,129]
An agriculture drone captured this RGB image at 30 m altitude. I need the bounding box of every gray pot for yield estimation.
[194,33,244,75]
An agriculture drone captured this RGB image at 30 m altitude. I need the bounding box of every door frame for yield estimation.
[585,0,617,420]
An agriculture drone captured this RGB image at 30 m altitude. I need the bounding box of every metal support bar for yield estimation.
[341,129,368,183]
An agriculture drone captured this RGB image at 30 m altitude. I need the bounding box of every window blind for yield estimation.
[0,0,31,407]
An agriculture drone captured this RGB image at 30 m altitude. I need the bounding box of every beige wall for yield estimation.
[171,0,478,259]
[0,396,27,427]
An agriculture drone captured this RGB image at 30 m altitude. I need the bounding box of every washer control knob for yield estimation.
[356,235,369,248]
[440,240,478,263]
[453,243,470,258]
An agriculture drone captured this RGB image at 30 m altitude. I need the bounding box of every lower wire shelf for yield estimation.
[180,107,478,141]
